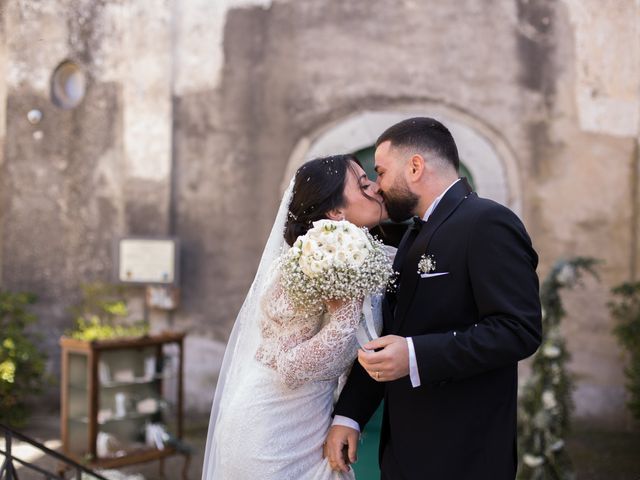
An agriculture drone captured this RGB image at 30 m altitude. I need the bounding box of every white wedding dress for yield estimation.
[202,178,391,480]
[211,274,360,479]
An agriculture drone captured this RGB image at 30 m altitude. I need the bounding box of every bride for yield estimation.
[202,154,390,479]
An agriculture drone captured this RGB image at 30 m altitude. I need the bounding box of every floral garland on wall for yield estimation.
[610,281,640,422]
[517,257,599,480]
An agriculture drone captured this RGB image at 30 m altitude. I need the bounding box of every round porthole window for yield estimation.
[51,61,86,109]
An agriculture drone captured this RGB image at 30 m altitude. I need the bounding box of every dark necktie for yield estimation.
[411,216,426,231]
[387,216,426,311]
[392,216,425,272]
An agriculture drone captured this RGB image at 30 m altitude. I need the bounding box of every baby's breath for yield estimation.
[280,220,393,312]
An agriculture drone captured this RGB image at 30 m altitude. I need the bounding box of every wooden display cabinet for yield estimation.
[59,332,189,477]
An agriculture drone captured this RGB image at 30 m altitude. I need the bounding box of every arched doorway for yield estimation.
[351,145,476,190]
[283,108,522,216]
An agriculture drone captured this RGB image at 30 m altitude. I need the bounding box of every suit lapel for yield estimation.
[382,224,413,331]
[392,178,473,333]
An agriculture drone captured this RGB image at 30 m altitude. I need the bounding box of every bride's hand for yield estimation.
[325,298,347,313]
[325,297,364,313]
[324,425,359,472]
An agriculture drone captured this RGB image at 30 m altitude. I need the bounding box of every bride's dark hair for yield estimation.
[284,155,361,246]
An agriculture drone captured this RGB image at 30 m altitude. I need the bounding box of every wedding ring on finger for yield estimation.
[375,370,380,381]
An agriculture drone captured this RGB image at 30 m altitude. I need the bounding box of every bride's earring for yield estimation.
[326,209,345,221]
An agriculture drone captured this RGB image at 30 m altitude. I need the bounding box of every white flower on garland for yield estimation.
[280,220,393,311]
[542,390,558,410]
[549,439,565,452]
[550,363,562,385]
[523,453,545,467]
[543,344,561,358]
[557,264,577,286]
[518,257,597,480]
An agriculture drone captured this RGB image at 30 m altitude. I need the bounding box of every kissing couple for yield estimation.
[201,117,542,480]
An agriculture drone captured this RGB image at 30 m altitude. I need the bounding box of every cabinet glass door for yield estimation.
[66,352,89,456]
[95,344,180,458]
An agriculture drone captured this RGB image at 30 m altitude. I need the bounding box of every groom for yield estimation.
[325,118,542,480]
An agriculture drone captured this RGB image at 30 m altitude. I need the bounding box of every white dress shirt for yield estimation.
[333,179,461,432]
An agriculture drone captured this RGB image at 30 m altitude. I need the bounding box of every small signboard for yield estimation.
[116,237,179,286]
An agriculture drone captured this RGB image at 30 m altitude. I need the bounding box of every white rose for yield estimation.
[308,260,324,277]
[299,244,324,276]
[341,220,361,235]
[324,232,338,246]
[299,258,314,277]
[296,218,373,275]
[352,227,369,244]
[334,250,348,265]
[351,251,365,267]
[318,256,331,270]
[324,244,336,257]
[320,232,334,244]
[312,219,333,230]
[301,239,316,255]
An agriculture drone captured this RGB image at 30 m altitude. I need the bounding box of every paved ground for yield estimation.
[3,410,639,479]
[566,420,640,480]
[2,411,209,480]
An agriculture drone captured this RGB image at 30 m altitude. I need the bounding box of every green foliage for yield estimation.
[610,281,640,421]
[518,257,599,480]
[67,283,148,341]
[0,291,47,427]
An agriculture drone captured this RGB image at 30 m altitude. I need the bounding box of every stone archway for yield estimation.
[283,106,522,216]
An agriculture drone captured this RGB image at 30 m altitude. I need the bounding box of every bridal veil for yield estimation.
[201,179,294,479]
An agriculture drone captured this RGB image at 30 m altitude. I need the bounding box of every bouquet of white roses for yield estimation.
[280,219,393,311]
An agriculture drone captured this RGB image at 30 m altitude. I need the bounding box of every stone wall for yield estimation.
[0,0,638,426]
[0,0,174,383]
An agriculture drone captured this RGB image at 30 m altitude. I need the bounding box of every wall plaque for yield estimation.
[116,237,179,285]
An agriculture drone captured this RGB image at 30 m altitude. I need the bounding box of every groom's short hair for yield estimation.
[375,117,460,173]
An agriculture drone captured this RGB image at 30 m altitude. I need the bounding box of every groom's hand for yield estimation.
[359,335,410,382]
[325,425,359,472]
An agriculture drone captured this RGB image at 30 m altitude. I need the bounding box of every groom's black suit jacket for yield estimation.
[334,178,542,480]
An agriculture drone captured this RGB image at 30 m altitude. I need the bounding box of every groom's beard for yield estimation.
[381,179,420,223]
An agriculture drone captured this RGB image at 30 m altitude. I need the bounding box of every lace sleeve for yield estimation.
[276,300,363,389]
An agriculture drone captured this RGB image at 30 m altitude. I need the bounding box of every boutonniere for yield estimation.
[417,254,436,275]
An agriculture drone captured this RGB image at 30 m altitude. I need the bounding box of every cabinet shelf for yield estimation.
[60,332,187,477]
[70,410,163,425]
[100,373,177,388]
[68,374,178,390]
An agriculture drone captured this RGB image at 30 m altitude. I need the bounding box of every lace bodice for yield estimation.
[255,275,362,389]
